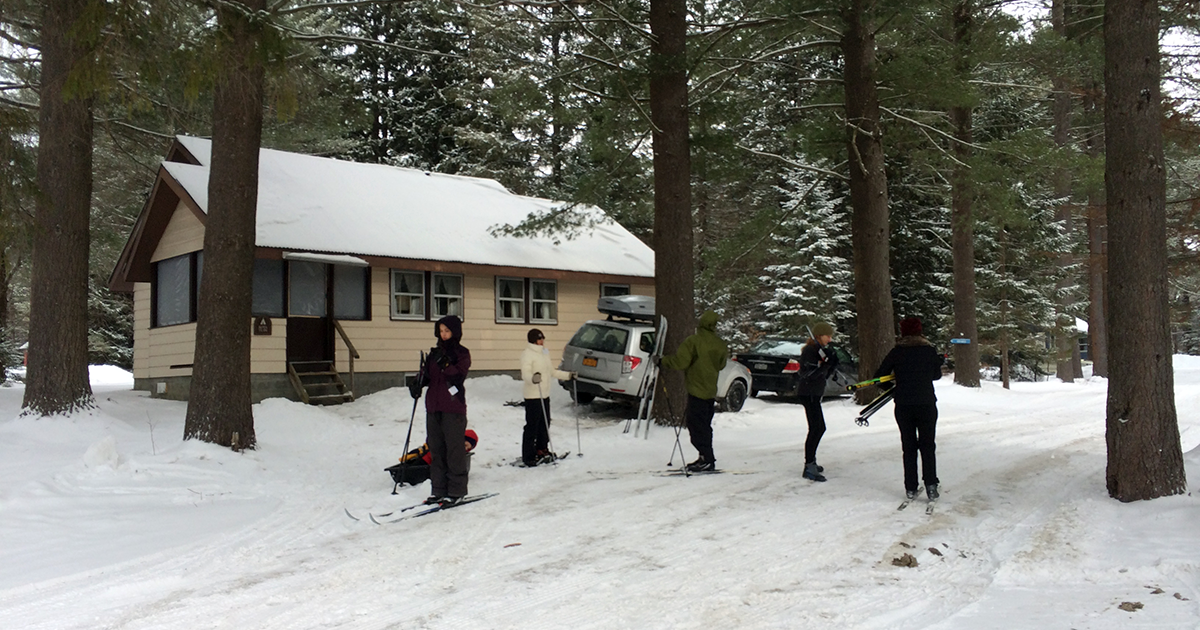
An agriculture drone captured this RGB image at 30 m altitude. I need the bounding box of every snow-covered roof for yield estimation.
[164,136,654,278]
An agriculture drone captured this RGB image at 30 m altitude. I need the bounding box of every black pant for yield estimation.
[523,397,552,464]
[685,394,716,462]
[799,395,826,465]
[894,404,938,492]
[426,411,469,498]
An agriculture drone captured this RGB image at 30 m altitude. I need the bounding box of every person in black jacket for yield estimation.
[873,317,944,501]
[796,322,839,482]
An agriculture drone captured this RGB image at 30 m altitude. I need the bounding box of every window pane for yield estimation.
[333,265,368,320]
[602,284,629,297]
[155,254,191,327]
[391,270,425,319]
[252,259,285,317]
[289,261,327,317]
[497,277,524,321]
[432,273,463,318]
[531,280,557,323]
[531,280,556,301]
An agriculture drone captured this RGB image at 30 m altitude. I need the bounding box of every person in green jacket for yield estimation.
[659,310,728,472]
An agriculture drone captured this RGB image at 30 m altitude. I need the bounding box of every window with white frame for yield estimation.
[391,270,425,319]
[495,277,558,324]
[531,279,557,324]
[431,273,463,318]
[496,277,525,322]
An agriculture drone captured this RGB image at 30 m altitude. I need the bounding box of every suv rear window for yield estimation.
[569,324,631,354]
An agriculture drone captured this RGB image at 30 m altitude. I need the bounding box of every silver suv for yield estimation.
[557,296,752,412]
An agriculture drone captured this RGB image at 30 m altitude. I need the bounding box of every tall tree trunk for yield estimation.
[649,0,694,423]
[183,0,266,449]
[23,0,95,415]
[1052,0,1078,383]
[842,0,894,401]
[0,250,8,384]
[950,1,979,388]
[1084,82,1109,377]
[1102,0,1185,501]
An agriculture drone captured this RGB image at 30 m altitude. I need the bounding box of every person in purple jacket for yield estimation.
[409,315,473,506]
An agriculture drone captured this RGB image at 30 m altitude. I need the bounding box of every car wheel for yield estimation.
[572,391,595,404]
[719,379,748,413]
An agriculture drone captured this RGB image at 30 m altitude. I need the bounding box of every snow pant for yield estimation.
[522,397,552,465]
[685,394,717,462]
[426,411,470,498]
[894,404,939,493]
[799,395,826,465]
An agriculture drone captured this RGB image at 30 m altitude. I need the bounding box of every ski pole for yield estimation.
[855,387,895,427]
[395,351,426,494]
[573,376,583,457]
[661,379,688,474]
[846,374,894,391]
[538,378,557,463]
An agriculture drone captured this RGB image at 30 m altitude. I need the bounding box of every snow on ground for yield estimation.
[0,361,1198,629]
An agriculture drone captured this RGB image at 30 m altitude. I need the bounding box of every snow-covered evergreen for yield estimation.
[757,169,854,337]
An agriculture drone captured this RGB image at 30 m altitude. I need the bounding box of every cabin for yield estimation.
[108,136,655,403]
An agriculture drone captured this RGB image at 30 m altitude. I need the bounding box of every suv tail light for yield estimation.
[782,359,801,373]
[623,355,642,374]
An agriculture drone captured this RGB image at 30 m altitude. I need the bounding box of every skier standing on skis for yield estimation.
[409,315,472,506]
[797,322,840,482]
[872,316,944,502]
[659,310,728,472]
[519,328,575,467]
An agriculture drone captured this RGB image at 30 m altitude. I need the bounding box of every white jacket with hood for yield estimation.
[521,343,572,400]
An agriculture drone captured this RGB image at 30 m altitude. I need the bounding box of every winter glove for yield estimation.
[570,372,578,380]
[408,381,422,400]
[429,348,452,369]
[532,372,542,384]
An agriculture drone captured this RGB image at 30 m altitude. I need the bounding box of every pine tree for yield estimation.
[758,169,854,337]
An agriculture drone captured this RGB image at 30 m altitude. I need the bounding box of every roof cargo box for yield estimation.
[597,295,656,322]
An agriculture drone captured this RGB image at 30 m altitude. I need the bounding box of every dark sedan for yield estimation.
[733,338,856,398]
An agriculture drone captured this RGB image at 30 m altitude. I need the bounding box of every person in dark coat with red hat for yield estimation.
[409,315,472,506]
[873,317,944,502]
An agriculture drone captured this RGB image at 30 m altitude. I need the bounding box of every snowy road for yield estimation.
[0,363,1197,629]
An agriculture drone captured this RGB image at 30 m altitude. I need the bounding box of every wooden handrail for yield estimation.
[332,319,359,399]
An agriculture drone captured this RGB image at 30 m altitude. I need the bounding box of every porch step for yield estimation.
[287,360,354,405]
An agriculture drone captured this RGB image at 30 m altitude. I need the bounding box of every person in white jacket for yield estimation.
[520,329,574,466]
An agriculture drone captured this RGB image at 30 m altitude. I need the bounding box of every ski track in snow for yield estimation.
[0,370,1198,629]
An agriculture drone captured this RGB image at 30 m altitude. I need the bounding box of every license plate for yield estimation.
[583,357,598,367]
[754,363,769,371]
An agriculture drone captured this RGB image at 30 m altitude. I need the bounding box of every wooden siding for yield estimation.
[131,202,655,381]
[151,201,205,262]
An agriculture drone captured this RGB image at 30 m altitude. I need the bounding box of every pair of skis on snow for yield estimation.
[896,486,937,515]
[345,492,498,524]
[624,315,668,439]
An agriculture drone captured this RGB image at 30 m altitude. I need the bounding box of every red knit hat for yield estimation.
[899,317,923,336]
[465,429,479,451]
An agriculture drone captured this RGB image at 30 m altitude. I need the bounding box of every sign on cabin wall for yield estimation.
[254,317,273,336]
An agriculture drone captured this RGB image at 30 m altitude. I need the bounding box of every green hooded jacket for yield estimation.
[660,310,728,400]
